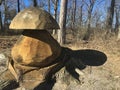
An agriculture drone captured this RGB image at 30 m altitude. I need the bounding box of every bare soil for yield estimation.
[67,36,120,90]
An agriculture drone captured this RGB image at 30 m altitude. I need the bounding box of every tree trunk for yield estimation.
[48,0,51,13]
[3,0,8,31]
[17,0,20,12]
[106,0,115,32]
[118,27,120,40]
[52,0,59,35]
[33,0,37,7]
[57,0,68,45]
[83,0,95,41]
[53,0,58,20]
[115,8,119,34]
[77,4,83,42]
[0,11,3,31]
[0,0,2,31]
[71,0,76,29]
[79,5,83,27]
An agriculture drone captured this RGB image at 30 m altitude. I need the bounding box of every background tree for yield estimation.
[17,0,20,12]
[52,0,59,35]
[114,0,120,40]
[114,7,119,33]
[3,0,9,30]
[71,0,76,30]
[83,0,96,40]
[33,0,37,7]
[0,0,119,41]
[48,0,51,13]
[0,0,3,31]
[79,0,84,27]
[58,0,68,44]
[106,0,115,32]
[76,0,84,42]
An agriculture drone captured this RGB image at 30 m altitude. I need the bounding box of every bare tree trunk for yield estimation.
[106,0,115,32]
[57,0,68,45]
[115,8,119,34]
[48,0,51,13]
[33,0,37,7]
[52,0,59,35]
[0,11,3,31]
[83,0,95,41]
[17,0,20,12]
[3,0,8,31]
[79,5,83,27]
[53,0,58,20]
[71,0,76,29]
[77,3,83,42]
[0,1,3,31]
[118,27,120,40]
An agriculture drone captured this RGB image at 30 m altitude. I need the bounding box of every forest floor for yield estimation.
[66,34,120,90]
[0,34,120,90]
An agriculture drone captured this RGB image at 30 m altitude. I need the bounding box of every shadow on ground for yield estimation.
[34,47,107,90]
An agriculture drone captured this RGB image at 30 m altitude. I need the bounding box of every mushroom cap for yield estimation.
[9,7,60,30]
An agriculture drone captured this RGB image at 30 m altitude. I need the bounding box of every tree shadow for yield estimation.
[71,49,107,66]
[34,78,56,90]
[34,47,107,90]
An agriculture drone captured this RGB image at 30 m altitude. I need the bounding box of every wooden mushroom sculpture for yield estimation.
[9,7,62,82]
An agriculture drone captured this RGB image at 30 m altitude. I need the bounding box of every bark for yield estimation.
[115,8,119,33]
[17,0,20,12]
[33,0,37,7]
[53,0,58,22]
[3,0,8,31]
[48,0,51,13]
[77,4,83,42]
[52,0,59,35]
[79,5,83,26]
[0,0,2,30]
[83,0,95,40]
[106,0,115,31]
[0,11,3,30]
[57,0,68,44]
[118,28,120,40]
[71,0,76,29]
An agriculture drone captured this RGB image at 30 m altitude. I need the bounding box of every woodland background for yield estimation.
[0,0,120,43]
